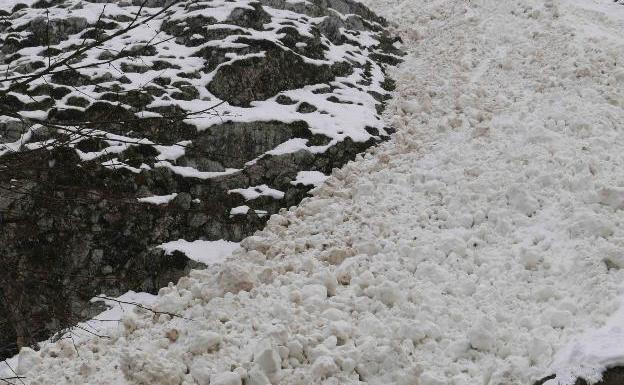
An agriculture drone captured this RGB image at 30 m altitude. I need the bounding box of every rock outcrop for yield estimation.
[0,0,402,357]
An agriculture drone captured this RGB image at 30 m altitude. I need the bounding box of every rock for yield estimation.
[165,328,179,342]
[507,184,540,216]
[173,193,192,210]
[28,17,89,46]
[207,45,349,107]
[546,309,572,328]
[0,119,29,143]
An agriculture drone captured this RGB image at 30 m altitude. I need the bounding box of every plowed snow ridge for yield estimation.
[8,0,624,384]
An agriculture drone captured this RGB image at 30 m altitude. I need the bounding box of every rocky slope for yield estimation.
[0,0,402,358]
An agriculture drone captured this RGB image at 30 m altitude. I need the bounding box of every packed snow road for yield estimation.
[9,0,624,384]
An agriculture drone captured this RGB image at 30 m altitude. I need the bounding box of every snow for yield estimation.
[228,185,285,201]
[101,159,147,174]
[155,142,191,161]
[230,205,251,215]
[290,171,328,187]
[158,239,240,265]
[0,291,157,379]
[87,291,159,336]
[7,1,624,385]
[138,193,178,205]
[154,161,240,179]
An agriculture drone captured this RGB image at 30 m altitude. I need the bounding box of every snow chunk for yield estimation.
[188,331,222,354]
[468,318,495,351]
[247,365,271,385]
[120,350,186,385]
[211,372,242,385]
[137,193,178,205]
[16,347,41,375]
[597,187,624,210]
[253,340,281,382]
[291,171,329,187]
[506,184,540,216]
[569,212,614,238]
[419,371,446,385]
[311,355,339,379]
[546,310,573,329]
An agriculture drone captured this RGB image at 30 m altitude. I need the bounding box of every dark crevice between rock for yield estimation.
[535,368,624,385]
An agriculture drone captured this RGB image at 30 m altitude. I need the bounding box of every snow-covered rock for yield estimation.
[0,0,401,357]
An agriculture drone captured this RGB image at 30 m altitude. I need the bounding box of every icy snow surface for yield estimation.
[8,0,624,384]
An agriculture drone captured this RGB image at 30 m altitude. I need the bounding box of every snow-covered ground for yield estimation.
[5,0,624,384]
